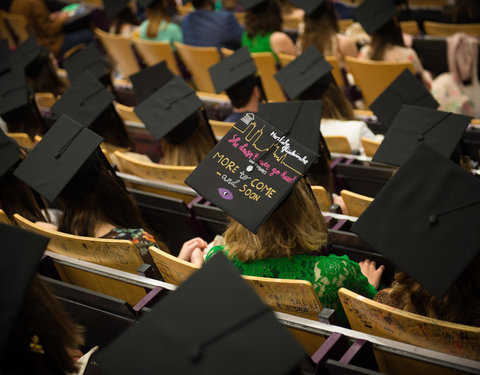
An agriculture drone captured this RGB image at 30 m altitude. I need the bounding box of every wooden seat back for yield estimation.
[0,11,16,48]
[345,56,415,107]
[101,142,131,166]
[14,214,147,306]
[400,20,420,35]
[340,189,374,217]
[0,209,10,224]
[311,185,332,212]
[6,132,33,148]
[174,42,220,93]
[339,287,480,361]
[94,28,140,78]
[338,19,354,34]
[424,21,480,36]
[132,38,180,75]
[324,135,352,154]
[149,246,199,285]
[114,151,195,185]
[35,92,57,110]
[361,137,381,157]
[114,102,142,123]
[234,12,246,26]
[282,16,300,30]
[0,10,30,43]
[209,120,234,139]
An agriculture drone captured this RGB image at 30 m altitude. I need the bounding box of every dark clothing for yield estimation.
[181,9,243,50]
[224,111,246,123]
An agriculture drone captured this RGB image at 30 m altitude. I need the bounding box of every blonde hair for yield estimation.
[301,4,339,56]
[145,0,170,39]
[224,178,329,262]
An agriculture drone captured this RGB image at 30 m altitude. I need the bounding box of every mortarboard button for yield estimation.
[417,134,424,142]
[428,214,438,225]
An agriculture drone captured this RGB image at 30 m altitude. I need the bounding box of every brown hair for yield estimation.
[245,1,283,39]
[300,3,339,55]
[371,18,405,61]
[388,255,480,327]
[224,178,328,262]
[111,6,140,35]
[145,0,171,39]
[160,112,215,166]
[321,81,355,120]
[1,276,84,374]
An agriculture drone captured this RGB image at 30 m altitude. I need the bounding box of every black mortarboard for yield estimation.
[372,105,471,167]
[209,47,257,94]
[129,61,174,103]
[64,43,112,83]
[0,39,10,74]
[0,129,21,179]
[9,35,48,72]
[353,0,396,35]
[0,223,49,355]
[289,0,326,15]
[275,46,332,100]
[103,0,130,19]
[136,0,156,8]
[186,109,319,233]
[14,115,103,202]
[352,143,480,298]
[97,252,306,374]
[238,0,269,10]
[51,71,114,127]
[369,69,439,128]
[0,67,30,118]
[134,76,204,142]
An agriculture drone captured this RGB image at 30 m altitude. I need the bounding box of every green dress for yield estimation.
[205,245,377,326]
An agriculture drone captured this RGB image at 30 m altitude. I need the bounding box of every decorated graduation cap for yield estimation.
[370,69,439,128]
[372,105,471,167]
[275,46,332,100]
[97,252,306,374]
[129,61,175,103]
[186,102,319,233]
[353,0,396,35]
[0,223,49,355]
[103,0,130,19]
[238,0,269,10]
[352,143,480,298]
[289,0,326,15]
[134,75,204,143]
[14,115,103,202]
[0,129,21,179]
[0,39,10,75]
[63,42,112,83]
[0,67,32,122]
[51,71,115,127]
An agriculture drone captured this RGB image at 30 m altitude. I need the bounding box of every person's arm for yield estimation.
[359,259,384,290]
[270,31,296,56]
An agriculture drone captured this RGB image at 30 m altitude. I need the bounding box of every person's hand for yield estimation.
[49,11,70,22]
[178,237,207,266]
[359,259,384,289]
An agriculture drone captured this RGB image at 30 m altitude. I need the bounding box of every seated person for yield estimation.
[104,0,141,36]
[139,0,182,47]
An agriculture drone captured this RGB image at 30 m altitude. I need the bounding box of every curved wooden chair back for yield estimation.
[339,287,480,360]
[114,102,142,123]
[400,20,420,35]
[0,209,11,224]
[340,189,374,217]
[0,10,30,43]
[345,56,414,107]
[14,214,146,306]
[338,19,354,34]
[115,151,195,185]
[174,42,221,93]
[234,12,246,26]
[209,120,234,139]
[35,92,57,110]
[177,5,193,16]
[277,53,343,87]
[196,91,231,105]
[101,142,131,166]
[311,185,332,212]
[361,137,381,157]
[132,38,180,75]
[94,28,140,78]
[149,246,199,285]
[0,11,16,48]
[6,132,33,148]
[424,21,480,36]
[324,135,352,154]
[282,16,300,30]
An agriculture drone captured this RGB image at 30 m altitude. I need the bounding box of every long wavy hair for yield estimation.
[300,2,339,55]
[224,178,328,262]
[321,81,355,120]
[388,255,480,327]
[244,1,283,39]
[145,0,171,39]
[371,18,405,61]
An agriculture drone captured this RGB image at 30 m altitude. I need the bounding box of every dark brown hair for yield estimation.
[245,1,283,39]
[300,3,339,55]
[145,0,171,39]
[90,105,135,149]
[321,81,355,120]
[371,18,405,61]
[111,7,140,35]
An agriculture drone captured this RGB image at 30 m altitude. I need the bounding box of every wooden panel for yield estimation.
[251,52,287,102]
[210,120,234,139]
[149,246,199,285]
[361,137,381,158]
[424,21,480,37]
[311,185,332,212]
[324,135,352,154]
[132,38,180,75]
[6,132,33,148]
[0,209,10,224]
[340,189,374,217]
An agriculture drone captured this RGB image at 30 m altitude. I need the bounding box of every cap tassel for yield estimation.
[54,127,84,159]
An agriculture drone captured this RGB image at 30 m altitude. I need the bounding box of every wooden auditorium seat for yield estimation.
[338,19,354,34]
[94,28,140,78]
[35,92,57,111]
[339,287,480,361]
[174,42,221,93]
[101,142,131,166]
[0,209,10,224]
[6,132,34,148]
[0,10,30,44]
[114,102,142,123]
[361,137,381,157]
[14,214,148,306]
[345,56,415,107]
[324,135,353,154]
[132,38,180,75]
[311,185,333,212]
[209,119,234,139]
[340,189,374,217]
[149,246,199,285]
[424,21,480,37]
[400,20,420,35]
[0,10,16,48]
[233,12,246,26]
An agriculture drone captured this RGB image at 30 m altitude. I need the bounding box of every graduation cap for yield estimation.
[186,104,319,233]
[14,115,103,202]
[103,0,130,19]
[372,105,471,167]
[0,129,21,179]
[353,0,397,35]
[51,71,114,127]
[275,46,332,100]
[9,35,49,72]
[352,143,480,298]
[134,75,204,143]
[0,39,10,75]
[0,67,32,121]
[369,69,439,128]
[238,0,269,10]
[209,46,257,94]
[97,252,306,374]
[0,223,49,355]
[63,43,112,83]
[136,0,156,8]
[288,0,326,15]
[129,61,175,103]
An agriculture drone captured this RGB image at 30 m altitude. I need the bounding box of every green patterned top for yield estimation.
[206,245,377,326]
